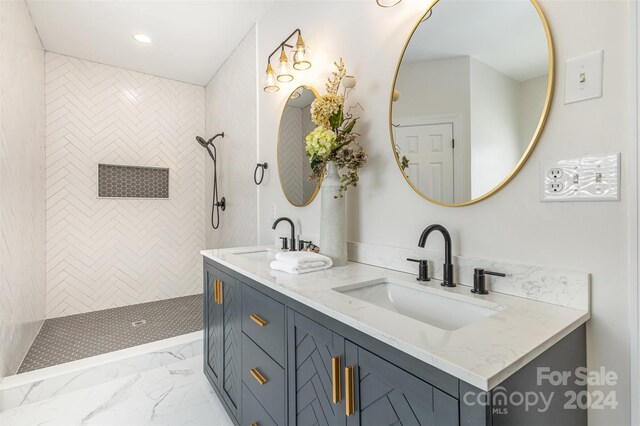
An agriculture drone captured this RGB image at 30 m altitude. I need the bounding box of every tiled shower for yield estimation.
[1,2,258,378]
[45,52,206,318]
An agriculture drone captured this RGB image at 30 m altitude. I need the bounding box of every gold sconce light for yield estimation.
[277,47,294,82]
[262,63,280,93]
[262,29,312,93]
[292,34,312,70]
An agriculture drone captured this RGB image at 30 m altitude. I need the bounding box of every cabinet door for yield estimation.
[220,271,241,419]
[203,263,223,388]
[345,342,459,426]
[288,310,346,426]
[203,264,242,421]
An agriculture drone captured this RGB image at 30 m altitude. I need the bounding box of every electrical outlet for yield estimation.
[541,153,620,202]
[548,168,563,179]
[549,182,564,193]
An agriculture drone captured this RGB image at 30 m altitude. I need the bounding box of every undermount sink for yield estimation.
[231,248,277,261]
[335,279,504,331]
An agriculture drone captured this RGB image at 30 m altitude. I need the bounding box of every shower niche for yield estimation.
[97,163,170,199]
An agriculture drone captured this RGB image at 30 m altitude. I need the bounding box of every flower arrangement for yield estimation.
[305,59,367,196]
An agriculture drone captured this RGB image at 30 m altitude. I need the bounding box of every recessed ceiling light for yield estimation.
[133,34,152,44]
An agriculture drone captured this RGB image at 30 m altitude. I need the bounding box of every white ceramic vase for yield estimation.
[319,161,347,267]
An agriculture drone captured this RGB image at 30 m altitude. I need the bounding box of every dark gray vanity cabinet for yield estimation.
[287,310,346,425]
[241,285,287,426]
[286,311,459,426]
[203,258,587,426]
[203,262,241,422]
[344,342,459,426]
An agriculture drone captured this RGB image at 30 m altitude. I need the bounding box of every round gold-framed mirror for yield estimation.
[277,85,322,207]
[390,0,554,207]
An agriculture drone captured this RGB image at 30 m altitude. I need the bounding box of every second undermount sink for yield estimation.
[231,248,278,261]
[334,279,504,331]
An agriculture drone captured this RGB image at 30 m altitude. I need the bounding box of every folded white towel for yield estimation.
[270,260,332,275]
[275,251,333,268]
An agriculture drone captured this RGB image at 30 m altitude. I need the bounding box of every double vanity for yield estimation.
[201,246,589,426]
[202,0,589,424]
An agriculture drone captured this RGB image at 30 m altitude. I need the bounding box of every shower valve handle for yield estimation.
[214,197,226,211]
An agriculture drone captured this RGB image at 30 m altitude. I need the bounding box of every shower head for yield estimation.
[196,133,225,147]
[196,136,208,147]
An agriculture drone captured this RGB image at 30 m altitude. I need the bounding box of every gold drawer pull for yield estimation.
[250,368,268,385]
[345,365,354,416]
[332,356,341,403]
[250,423,259,426]
[249,314,267,327]
[214,280,223,305]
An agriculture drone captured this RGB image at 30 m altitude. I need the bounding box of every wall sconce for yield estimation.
[262,63,280,93]
[262,29,312,93]
[376,0,401,7]
[276,47,294,83]
[292,34,312,70]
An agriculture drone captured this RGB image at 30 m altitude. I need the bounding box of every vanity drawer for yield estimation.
[241,384,277,426]
[242,334,285,425]
[242,284,285,365]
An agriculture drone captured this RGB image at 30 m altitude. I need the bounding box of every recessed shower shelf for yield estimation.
[97,163,170,199]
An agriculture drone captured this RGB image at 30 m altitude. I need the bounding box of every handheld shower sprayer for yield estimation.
[196,132,225,230]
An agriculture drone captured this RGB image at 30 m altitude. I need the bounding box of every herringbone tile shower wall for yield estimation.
[45,53,206,318]
[205,27,257,249]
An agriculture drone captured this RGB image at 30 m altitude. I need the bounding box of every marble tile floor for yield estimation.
[0,355,233,426]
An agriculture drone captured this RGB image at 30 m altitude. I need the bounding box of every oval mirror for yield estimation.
[391,0,553,206]
[278,86,322,207]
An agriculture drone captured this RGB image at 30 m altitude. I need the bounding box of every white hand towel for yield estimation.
[275,251,333,268]
[270,260,332,275]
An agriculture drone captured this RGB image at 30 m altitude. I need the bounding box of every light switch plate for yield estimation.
[540,153,620,202]
[565,50,604,104]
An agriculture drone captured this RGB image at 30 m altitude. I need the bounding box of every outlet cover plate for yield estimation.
[541,153,620,202]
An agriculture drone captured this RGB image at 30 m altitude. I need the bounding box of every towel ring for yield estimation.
[254,163,268,185]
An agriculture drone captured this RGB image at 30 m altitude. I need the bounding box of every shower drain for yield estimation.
[131,320,147,327]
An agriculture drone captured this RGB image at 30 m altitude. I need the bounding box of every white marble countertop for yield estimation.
[201,246,590,391]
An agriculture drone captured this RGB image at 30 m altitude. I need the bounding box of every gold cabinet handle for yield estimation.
[250,423,259,426]
[214,280,223,305]
[249,314,267,327]
[250,368,268,385]
[332,356,341,403]
[345,365,354,416]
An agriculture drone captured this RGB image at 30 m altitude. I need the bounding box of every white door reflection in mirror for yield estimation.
[396,123,454,204]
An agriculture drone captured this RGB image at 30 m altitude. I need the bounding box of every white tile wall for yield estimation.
[205,27,258,249]
[45,53,206,318]
[0,0,46,377]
